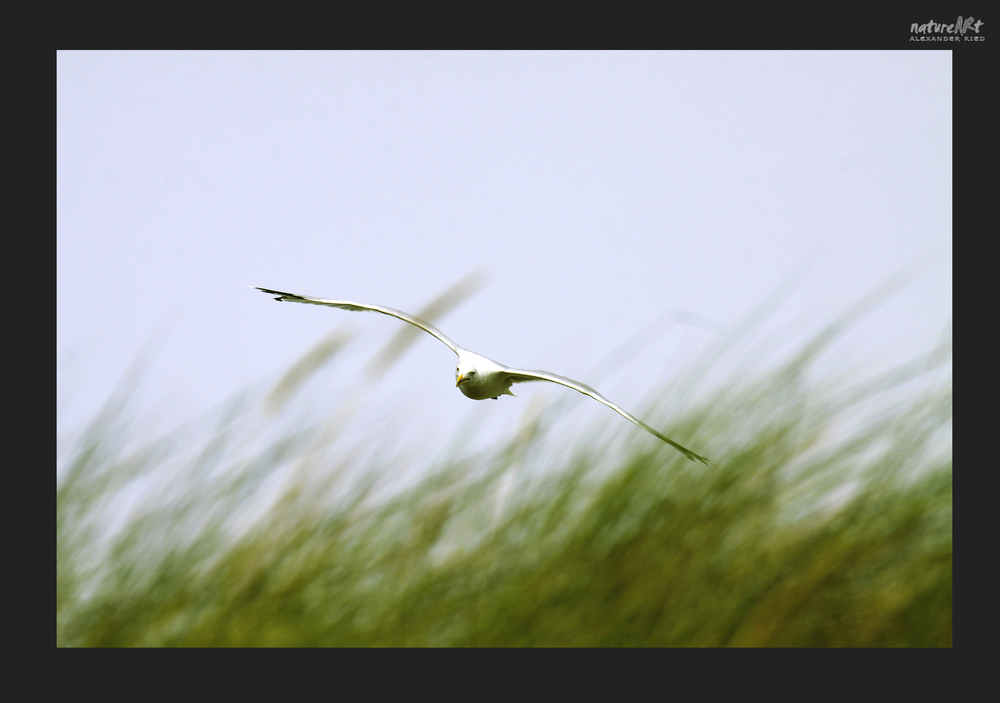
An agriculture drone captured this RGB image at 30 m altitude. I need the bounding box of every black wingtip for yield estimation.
[250,286,297,302]
[683,449,715,466]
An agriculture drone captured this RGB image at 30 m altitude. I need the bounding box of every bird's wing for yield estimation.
[502,367,713,465]
[250,287,461,355]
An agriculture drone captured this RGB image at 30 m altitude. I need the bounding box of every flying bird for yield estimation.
[250,286,713,464]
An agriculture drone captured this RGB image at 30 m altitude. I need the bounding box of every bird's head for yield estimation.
[455,365,477,389]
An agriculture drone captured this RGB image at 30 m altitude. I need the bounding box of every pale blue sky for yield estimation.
[57,51,951,457]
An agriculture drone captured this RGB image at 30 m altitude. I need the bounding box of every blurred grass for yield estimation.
[57,288,951,647]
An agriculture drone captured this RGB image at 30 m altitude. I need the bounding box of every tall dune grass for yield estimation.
[57,289,951,647]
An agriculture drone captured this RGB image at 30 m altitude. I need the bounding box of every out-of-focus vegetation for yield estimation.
[57,288,951,647]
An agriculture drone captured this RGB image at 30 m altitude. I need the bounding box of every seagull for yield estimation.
[251,286,713,464]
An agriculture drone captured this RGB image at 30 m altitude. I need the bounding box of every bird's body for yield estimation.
[454,351,516,400]
[251,286,713,464]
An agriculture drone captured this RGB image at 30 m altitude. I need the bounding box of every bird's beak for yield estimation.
[456,374,465,387]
